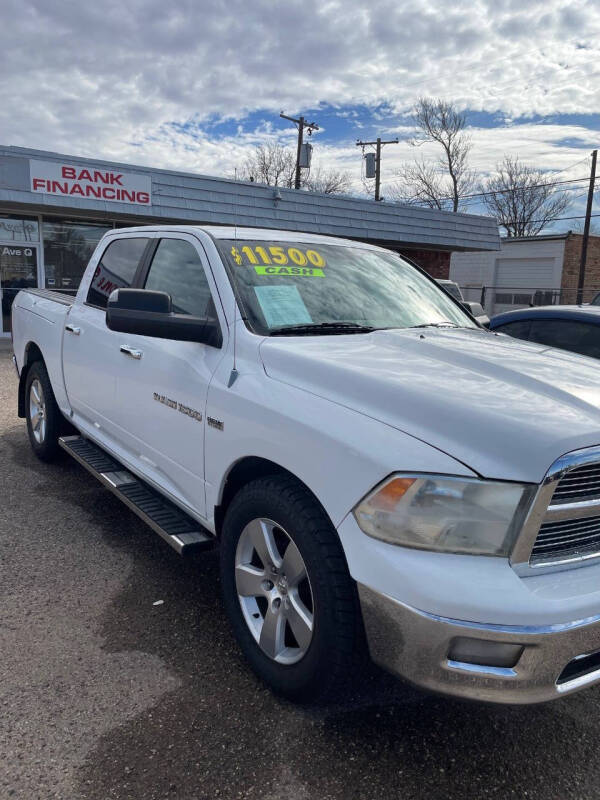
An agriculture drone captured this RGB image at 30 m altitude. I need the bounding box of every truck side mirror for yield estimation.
[106,288,222,347]
[461,300,490,328]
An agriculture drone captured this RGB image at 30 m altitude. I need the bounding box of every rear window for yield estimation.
[86,237,149,309]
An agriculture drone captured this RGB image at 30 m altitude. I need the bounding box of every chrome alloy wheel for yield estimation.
[29,379,47,444]
[235,518,314,665]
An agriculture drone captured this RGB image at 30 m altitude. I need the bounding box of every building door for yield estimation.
[0,243,38,334]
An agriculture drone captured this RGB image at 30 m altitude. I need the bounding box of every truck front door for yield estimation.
[111,234,225,519]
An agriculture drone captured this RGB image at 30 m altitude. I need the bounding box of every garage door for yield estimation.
[492,257,556,315]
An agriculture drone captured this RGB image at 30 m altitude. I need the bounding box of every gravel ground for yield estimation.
[3,339,600,800]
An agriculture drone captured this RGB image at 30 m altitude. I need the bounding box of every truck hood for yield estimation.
[259,328,600,483]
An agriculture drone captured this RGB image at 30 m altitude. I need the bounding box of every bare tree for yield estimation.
[391,98,476,211]
[388,159,448,209]
[481,156,571,237]
[236,143,351,194]
[303,166,352,195]
[237,142,296,187]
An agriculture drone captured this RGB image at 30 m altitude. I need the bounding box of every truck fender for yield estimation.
[17,342,45,418]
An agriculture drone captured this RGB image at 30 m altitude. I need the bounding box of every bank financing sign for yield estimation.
[29,160,152,206]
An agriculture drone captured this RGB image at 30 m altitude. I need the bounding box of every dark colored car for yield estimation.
[489,305,600,360]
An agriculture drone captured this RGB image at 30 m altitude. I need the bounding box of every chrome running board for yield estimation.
[59,435,213,554]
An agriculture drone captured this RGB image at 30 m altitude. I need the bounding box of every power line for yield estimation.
[502,212,600,227]
[451,179,596,209]
[554,154,592,176]
[380,173,597,203]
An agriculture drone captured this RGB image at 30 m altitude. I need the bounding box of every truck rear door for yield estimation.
[62,235,152,439]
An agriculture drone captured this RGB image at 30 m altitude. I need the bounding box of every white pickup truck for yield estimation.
[12,225,600,704]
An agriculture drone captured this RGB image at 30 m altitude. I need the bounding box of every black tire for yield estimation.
[220,475,362,703]
[25,360,62,462]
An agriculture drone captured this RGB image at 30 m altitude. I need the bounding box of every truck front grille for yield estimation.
[530,516,600,565]
[522,447,600,569]
[551,463,600,504]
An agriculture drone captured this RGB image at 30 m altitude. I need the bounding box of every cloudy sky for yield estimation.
[1,0,599,225]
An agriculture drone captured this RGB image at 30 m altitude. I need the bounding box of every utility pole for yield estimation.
[356,137,399,201]
[280,112,320,190]
[577,149,598,303]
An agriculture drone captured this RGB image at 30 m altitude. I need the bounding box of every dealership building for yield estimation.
[0,144,500,335]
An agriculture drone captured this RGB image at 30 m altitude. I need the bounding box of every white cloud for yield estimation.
[0,0,599,194]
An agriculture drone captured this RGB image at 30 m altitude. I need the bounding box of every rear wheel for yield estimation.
[220,475,362,702]
[25,361,62,462]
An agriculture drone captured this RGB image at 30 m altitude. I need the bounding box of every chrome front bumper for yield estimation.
[359,583,600,704]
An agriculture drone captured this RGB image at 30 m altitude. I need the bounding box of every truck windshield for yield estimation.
[218,239,476,335]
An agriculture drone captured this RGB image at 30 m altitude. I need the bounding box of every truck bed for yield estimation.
[20,288,76,306]
[12,286,75,416]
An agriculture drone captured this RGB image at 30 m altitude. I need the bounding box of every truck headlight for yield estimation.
[353,474,533,556]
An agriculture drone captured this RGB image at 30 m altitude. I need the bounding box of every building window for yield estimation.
[0,214,39,242]
[43,218,111,292]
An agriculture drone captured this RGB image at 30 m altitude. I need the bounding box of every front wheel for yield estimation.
[220,475,362,703]
[25,361,62,462]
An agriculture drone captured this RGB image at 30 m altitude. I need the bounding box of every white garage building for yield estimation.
[450,233,573,316]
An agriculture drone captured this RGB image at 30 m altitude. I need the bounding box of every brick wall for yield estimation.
[398,248,451,279]
[561,233,600,302]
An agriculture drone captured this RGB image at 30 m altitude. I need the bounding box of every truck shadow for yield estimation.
[57,478,599,800]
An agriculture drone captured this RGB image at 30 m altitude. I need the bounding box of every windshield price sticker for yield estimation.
[230,244,326,274]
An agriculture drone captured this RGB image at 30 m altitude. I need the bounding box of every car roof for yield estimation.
[490,305,600,327]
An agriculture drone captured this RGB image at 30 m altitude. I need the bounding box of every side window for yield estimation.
[144,238,213,317]
[494,320,531,340]
[529,320,600,359]
[86,237,149,309]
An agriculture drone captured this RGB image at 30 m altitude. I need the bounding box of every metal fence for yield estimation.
[460,286,600,317]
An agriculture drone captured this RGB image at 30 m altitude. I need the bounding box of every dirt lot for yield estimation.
[2,338,600,800]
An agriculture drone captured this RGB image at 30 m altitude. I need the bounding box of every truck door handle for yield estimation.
[120,345,143,360]
[65,324,81,335]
